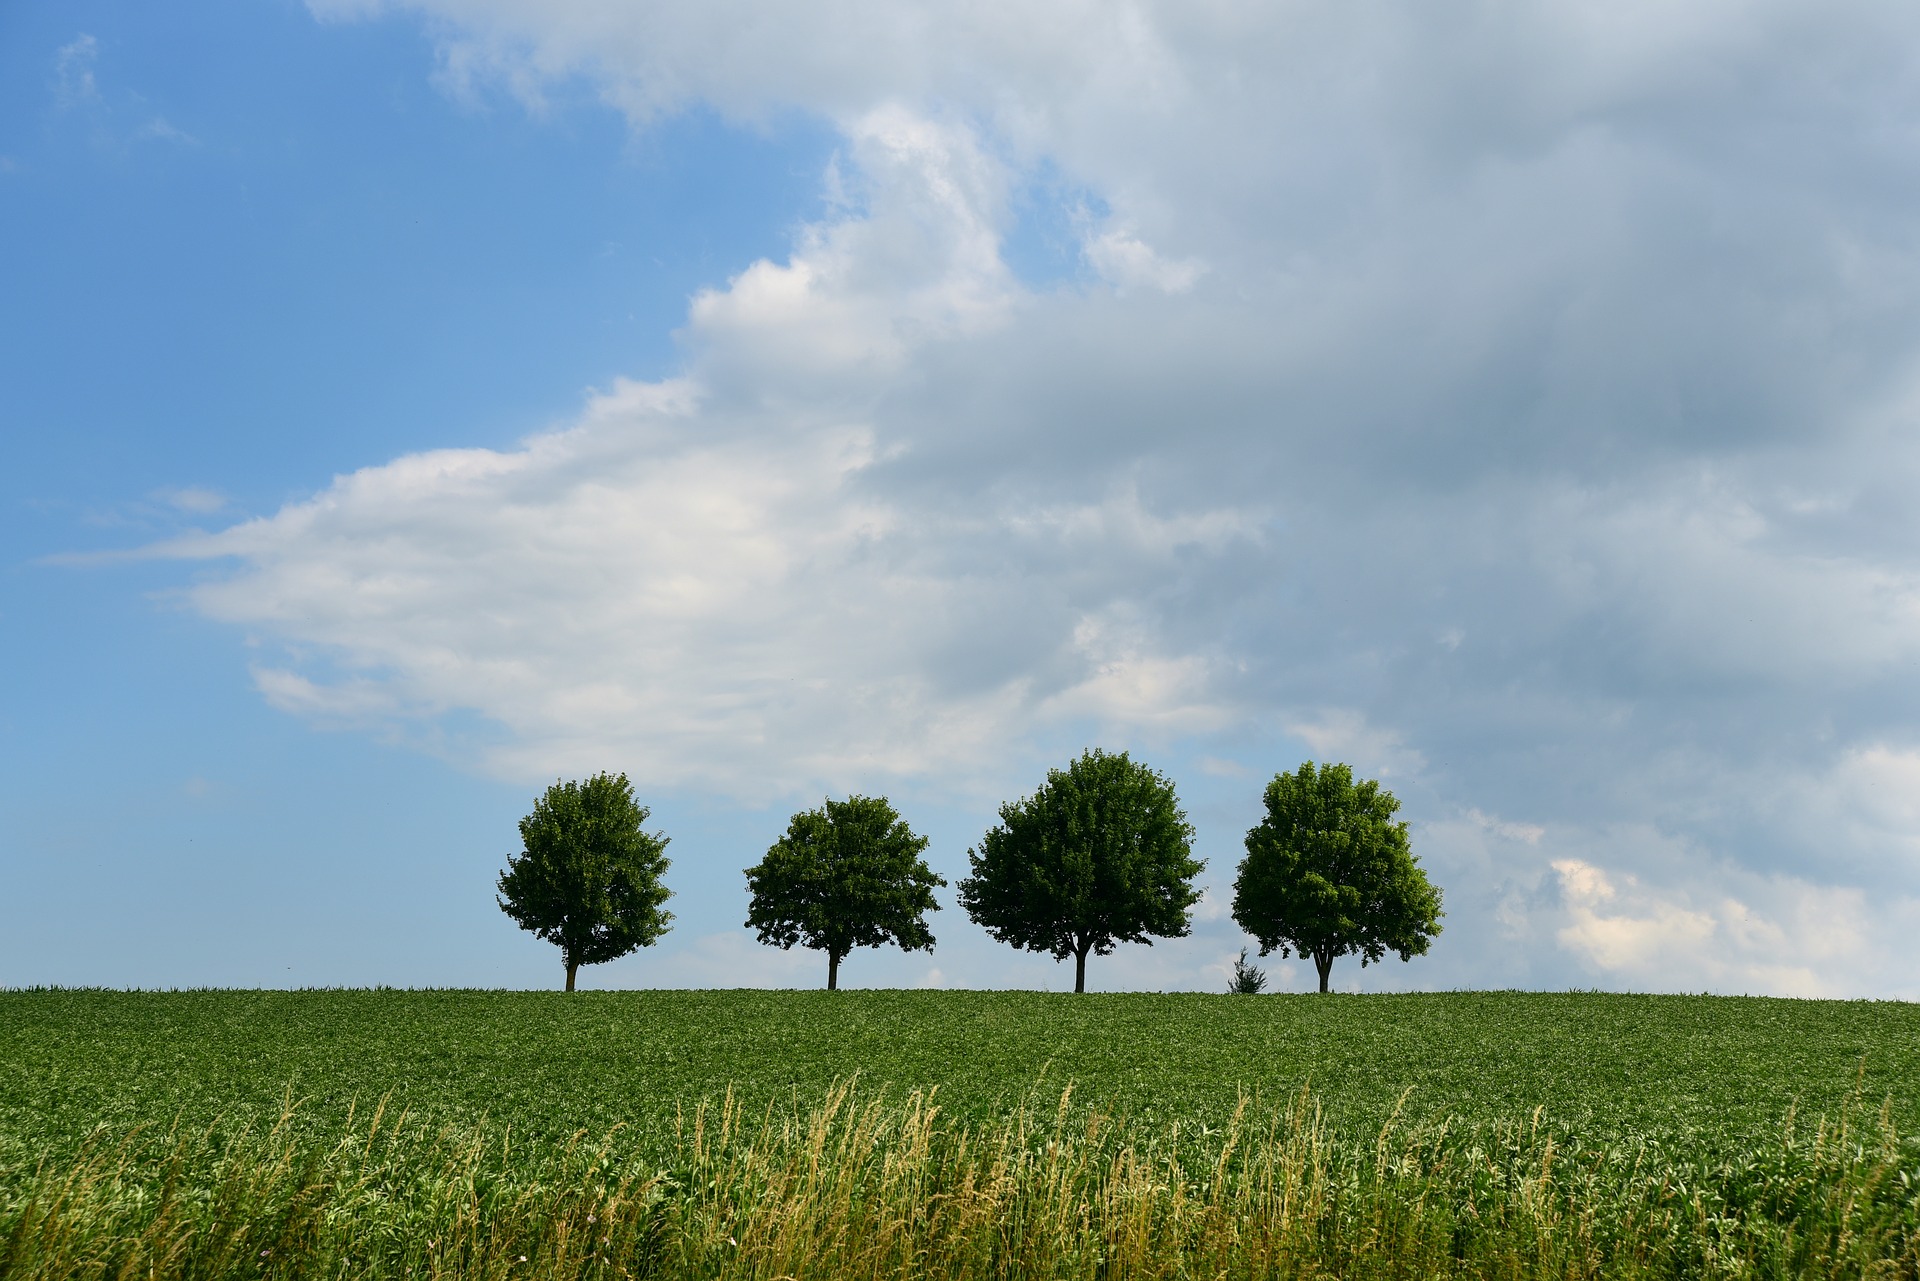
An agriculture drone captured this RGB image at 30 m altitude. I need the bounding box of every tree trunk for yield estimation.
[565,957,578,992]
[1074,939,1092,994]
[1314,950,1332,994]
[828,950,841,991]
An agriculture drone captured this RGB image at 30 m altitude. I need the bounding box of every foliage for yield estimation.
[1232,761,1443,992]
[6,1076,1919,1279]
[498,772,673,990]
[957,748,1202,992]
[1227,947,1268,994]
[743,795,945,989]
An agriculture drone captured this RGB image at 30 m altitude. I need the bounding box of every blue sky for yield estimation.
[7,1,1920,996]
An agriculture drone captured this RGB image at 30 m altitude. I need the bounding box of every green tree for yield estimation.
[497,772,673,991]
[744,795,945,990]
[1230,761,1442,993]
[958,748,1201,993]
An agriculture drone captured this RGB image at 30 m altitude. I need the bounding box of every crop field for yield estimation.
[6,989,1920,1278]
[6,989,1918,1155]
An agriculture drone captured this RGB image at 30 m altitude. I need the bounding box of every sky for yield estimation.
[6,0,1920,997]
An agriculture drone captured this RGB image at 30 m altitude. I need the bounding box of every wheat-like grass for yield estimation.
[2,1078,1916,1279]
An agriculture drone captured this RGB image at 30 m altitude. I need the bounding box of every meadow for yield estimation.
[5,989,1920,1277]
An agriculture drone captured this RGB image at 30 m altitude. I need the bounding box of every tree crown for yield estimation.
[1230,761,1441,968]
[744,794,944,962]
[497,772,673,970]
[957,748,1202,961]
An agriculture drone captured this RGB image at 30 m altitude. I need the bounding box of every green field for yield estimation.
[7,988,1919,1155]
[6,989,1920,1278]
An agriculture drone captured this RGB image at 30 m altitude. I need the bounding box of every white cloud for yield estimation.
[1549,856,1879,998]
[133,117,198,146]
[164,276,1264,798]
[1767,744,1920,883]
[155,486,226,514]
[1283,711,1427,781]
[1082,225,1204,294]
[687,106,1017,376]
[1463,810,1545,846]
[54,35,99,109]
[52,31,201,149]
[252,667,409,721]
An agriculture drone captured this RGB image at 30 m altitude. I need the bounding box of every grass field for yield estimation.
[6,989,1920,1277]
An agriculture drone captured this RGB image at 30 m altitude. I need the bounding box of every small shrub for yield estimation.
[1228,947,1268,994]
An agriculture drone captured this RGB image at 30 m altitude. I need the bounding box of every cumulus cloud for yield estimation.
[161,149,1261,794]
[1548,854,1888,998]
[154,0,1920,991]
[688,107,1017,375]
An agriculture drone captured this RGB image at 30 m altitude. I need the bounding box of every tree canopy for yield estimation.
[497,772,673,991]
[1230,761,1442,993]
[957,748,1201,993]
[743,794,944,989]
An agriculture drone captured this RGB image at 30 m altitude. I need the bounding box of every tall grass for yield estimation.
[3,1079,1916,1279]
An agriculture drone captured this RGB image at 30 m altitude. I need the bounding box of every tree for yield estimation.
[958,748,1201,993]
[744,794,945,990]
[497,772,673,991]
[1230,761,1442,993]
